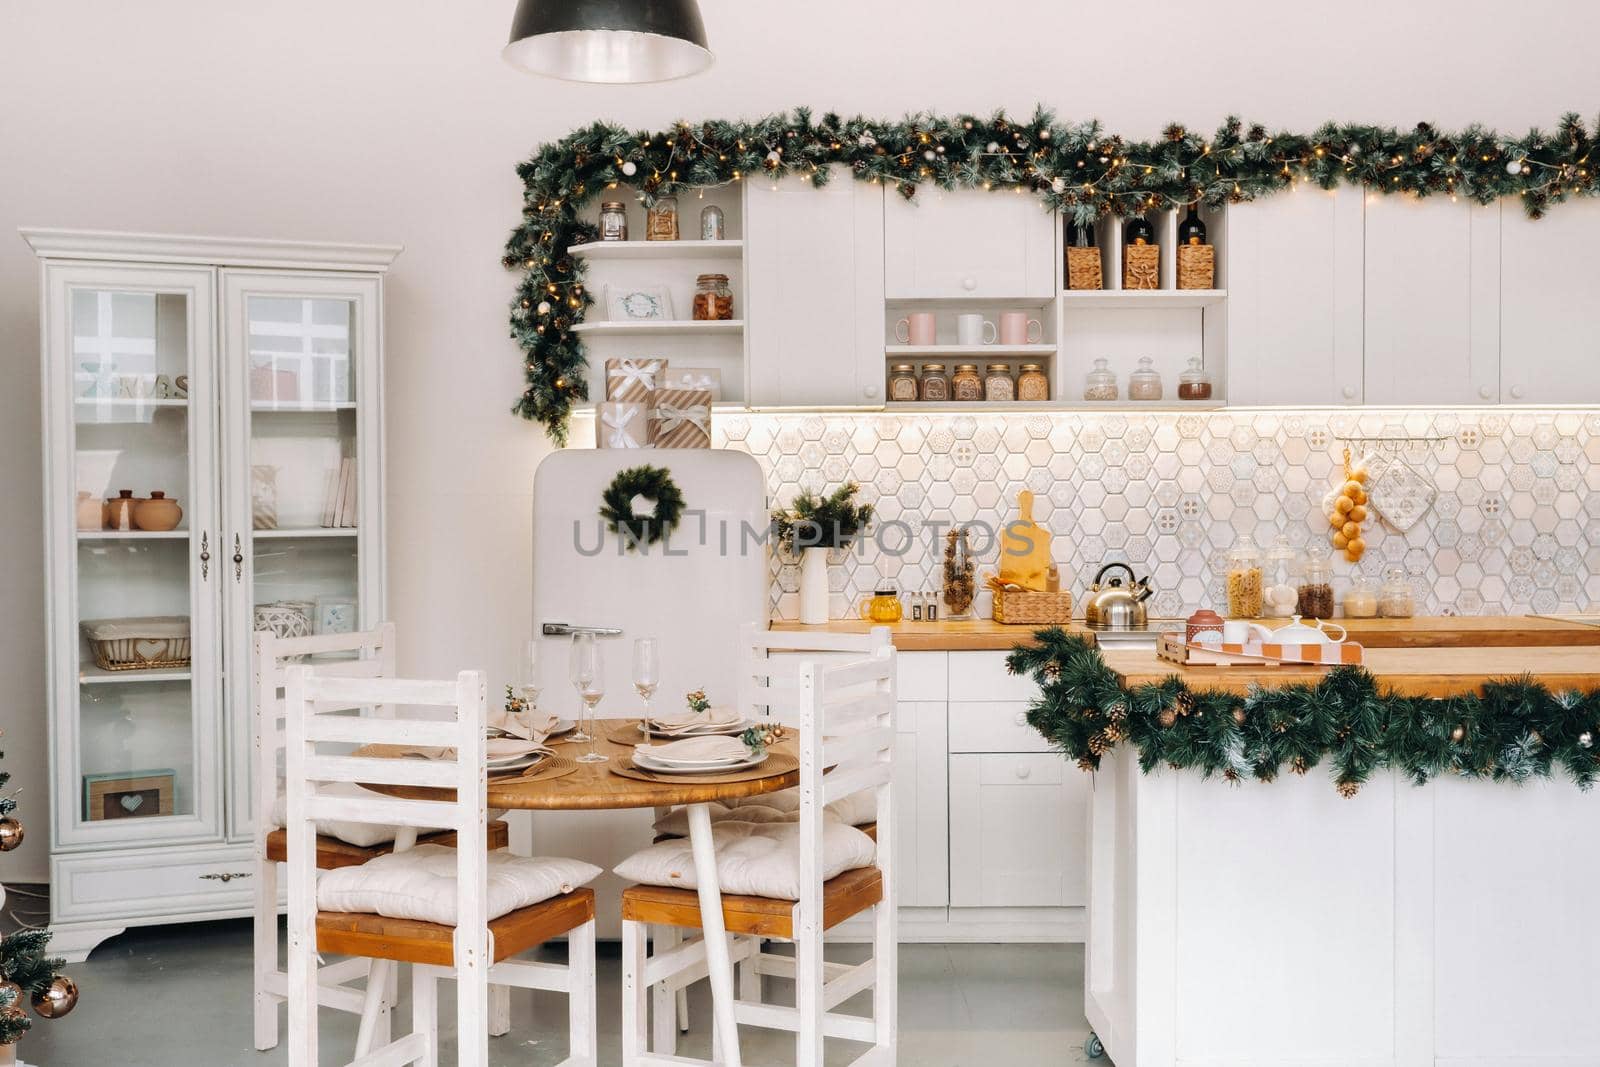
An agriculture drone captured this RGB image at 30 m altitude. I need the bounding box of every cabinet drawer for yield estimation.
[53,845,257,923]
[949,753,1087,908]
[949,701,1053,753]
[947,650,1040,703]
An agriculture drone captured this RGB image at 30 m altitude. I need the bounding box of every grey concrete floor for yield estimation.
[19,919,1108,1065]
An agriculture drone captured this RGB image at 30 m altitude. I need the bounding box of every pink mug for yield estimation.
[894,312,936,346]
[998,311,1043,345]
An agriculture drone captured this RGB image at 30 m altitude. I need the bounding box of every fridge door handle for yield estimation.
[541,622,624,638]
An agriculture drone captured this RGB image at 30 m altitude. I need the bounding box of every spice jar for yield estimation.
[691,274,734,320]
[887,364,919,403]
[599,201,628,242]
[1178,357,1213,401]
[1296,544,1336,619]
[984,363,1015,402]
[949,364,981,402]
[1343,568,1379,619]
[1017,363,1049,402]
[699,203,725,241]
[1379,566,1416,618]
[1263,535,1301,618]
[1226,535,1263,618]
[1084,358,1118,401]
[646,196,679,241]
[1128,356,1163,401]
[919,363,950,402]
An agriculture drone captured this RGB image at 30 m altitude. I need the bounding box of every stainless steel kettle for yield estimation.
[1083,562,1154,630]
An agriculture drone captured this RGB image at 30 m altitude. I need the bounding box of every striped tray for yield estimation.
[1158,632,1365,667]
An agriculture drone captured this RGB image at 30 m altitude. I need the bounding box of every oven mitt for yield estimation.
[999,489,1052,592]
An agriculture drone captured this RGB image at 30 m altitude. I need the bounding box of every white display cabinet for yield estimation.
[24,230,399,961]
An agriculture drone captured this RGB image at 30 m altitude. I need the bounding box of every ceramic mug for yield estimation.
[894,312,936,346]
[998,311,1043,345]
[1221,620,1273,645]
[955,313,996,346]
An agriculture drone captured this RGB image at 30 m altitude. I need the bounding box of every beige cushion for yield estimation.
[615,822,876,901]
[317,843,601,925]
[273,783,407,848]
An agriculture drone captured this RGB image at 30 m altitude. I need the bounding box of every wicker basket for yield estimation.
[81,616,192,672]
[1177,244,1215,290]
[1122,245,1160,290]
[1066,247,1103,290]
[992,588,1074,625]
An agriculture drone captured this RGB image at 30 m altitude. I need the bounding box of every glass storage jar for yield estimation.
[984,363,1015,402]
[699,203,725,241]
[1379,566,1416,617]
[1084,358,1118,401]
[1178,357,1213,400]
[1017,363,1049,401]
[691,274,734,321]
[1296,544,1336,619]
[919,363,950,402]
[887,363,919,403]
[1226,535,1263,618]
[951,364,983,402]
[599,201,628,241]
[1128,356,1163,401]
[1343,568,1379,618]
[1263,534,1301,617]
[646,196,679,241]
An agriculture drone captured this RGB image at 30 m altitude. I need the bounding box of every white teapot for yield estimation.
[1269,616,1347,644]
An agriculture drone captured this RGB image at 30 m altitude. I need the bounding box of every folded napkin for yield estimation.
[488,705,561,742]
[635,734,751,764]
[643,706,742,736]
[394,738,552,763]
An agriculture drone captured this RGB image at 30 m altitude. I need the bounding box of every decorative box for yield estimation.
[1066,247,1103,290]
[663,366,722,401]
[604,357,668,403]
[992,588,1073,625]
[1122,245,1160,290]
[81,616,192,672]
[595,401,652,449]
[1177,244,1215,290]
[650,388,713,449]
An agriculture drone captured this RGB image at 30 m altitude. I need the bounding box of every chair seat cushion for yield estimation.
[615,821,875,901]
[652,785,878,838]
[621,867,882,939]
[265,820,510,870]
[317,843,601,926]
[317,888,595,966]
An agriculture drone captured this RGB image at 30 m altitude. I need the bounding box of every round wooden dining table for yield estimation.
[368,719,802,1067]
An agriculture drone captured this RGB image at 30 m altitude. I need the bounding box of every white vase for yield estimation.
[799,547,830,624]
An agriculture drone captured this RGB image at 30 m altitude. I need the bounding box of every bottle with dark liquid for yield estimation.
[1179,204,1207,245]
[1124,216,1155,246]
[1065,220,1097,248]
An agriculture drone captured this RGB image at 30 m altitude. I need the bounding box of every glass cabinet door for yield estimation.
[45,264,222,846]
[220,271,383,839]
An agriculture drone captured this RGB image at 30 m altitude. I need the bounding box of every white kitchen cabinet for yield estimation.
[1225,184,1364,404]
[745,173,884,405]
[949,751,1086,908]
[1500,199,1600,403]
[893,651,949,908]
[884,187,1057,300]
[1363,197,1500,405]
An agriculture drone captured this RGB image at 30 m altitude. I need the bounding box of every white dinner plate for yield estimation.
[637,719,749,738]
[487,754,543,776]
[632,749,767,775]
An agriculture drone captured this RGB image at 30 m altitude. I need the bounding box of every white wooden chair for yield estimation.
[252,624,511,1052]
[283,666,598,1067]
[619,624,897,1067]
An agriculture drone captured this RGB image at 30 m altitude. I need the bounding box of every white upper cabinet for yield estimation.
[745,173,884,405]
[1500,200,1600,404]
[1225,185,1364,405]
[884,187,1057,300]
[1363,197,1500,405]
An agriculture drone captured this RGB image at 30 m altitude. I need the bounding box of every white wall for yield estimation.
[1,0,1595,880]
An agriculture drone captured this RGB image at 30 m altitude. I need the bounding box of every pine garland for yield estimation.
[1007,630,1600,797]
[505,107,1600,440]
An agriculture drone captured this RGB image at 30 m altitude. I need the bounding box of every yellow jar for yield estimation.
[858,587,903,623]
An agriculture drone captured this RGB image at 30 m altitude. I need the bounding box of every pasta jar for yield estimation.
[646,196,679,241]
[1379,566,1416,618]
[699,203,725,241]
[1084,357,1118,401]
[951,364,983,402]
[887,364,919,403]
[984,363,1015,402]
[919,363,950,401]
[599,201,628,241]
[1128,356,1163,401]
[691,274,734,320]
[1017,363,1049,401]
[1226,535,1263,618]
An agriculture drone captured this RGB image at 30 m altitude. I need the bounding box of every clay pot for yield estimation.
[104,489,138,531]
[76,491,102,531]
[133,491,182,532]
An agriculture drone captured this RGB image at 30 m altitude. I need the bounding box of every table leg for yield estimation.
[687,802,742,1067]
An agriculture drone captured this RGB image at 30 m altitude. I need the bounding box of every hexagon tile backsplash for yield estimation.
[588,408,1600,621]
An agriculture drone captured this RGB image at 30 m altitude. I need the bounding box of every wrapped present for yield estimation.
[650,388,713,449]
[595,401,651,449]
[663,366,722,400]
[605,357,667,403]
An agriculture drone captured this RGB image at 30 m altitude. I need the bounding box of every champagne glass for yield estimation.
[569,633,608,762]
[633,638,660,719]
[518,638,542,711]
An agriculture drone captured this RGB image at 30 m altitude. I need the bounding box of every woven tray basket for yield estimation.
[1122,245,1160,290]
[82,616,192,672]
[992,588,1074,625]
[1177,244,1215,290]
[1066,247,1103,290]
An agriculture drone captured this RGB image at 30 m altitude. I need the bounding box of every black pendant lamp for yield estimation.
[503,0,713,83]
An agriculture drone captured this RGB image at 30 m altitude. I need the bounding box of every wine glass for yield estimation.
[518,638,542,711]
[633,638,659,718]
[568,633,607,762]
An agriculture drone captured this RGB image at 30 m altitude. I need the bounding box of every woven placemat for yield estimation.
[608,752,798,786]
[489,754,578,783]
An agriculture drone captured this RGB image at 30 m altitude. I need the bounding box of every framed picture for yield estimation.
[605,284,674,322]
[82,769,176,821]
[315,595,358,634]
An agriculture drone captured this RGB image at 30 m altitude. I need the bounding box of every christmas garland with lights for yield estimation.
[599,464,684,549]
[1006,629,1600,797]
[505,107,1600,441]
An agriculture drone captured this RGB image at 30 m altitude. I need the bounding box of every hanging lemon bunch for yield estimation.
[1327,448,1370,564]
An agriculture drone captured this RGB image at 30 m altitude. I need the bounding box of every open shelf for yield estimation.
[75,397,188,409]
[571,319,744,337]
[253,528,357,539]
[569,239,743,261]
[77,529,189,541]
[885,399,1226,413]
[1062,289,1227,309]
[79,664,193,685]
[886,344,1058,358]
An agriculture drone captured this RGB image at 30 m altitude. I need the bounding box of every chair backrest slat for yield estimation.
[304,753,462,790]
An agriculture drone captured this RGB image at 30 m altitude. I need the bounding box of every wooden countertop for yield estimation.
[1103,646,1600,698]
[769,618,1093,651]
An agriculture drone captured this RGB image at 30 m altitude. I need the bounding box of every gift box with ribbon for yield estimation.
[605,357,667,404]
[649,388,713,449]
[595,401,651,449]
[663,366,722,401]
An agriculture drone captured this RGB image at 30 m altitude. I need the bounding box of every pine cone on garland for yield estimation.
[1291,757,1310,775]
[1157,707,1178,729]
[1336,780,1362,799]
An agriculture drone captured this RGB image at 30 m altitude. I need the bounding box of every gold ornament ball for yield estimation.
[32,976,79,1020]
[0,817,23,852]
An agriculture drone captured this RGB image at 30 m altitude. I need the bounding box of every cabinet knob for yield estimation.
[1014,764,1031,780]
[961,277,977,291]
[863,384,879,399]
[1509,384,1525,399]
[1341,385,1357,400]
[1479,385,1494,400]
